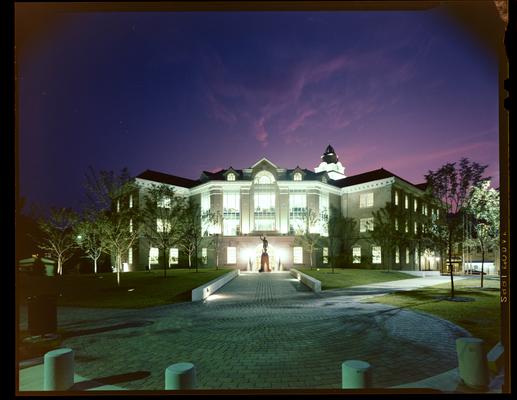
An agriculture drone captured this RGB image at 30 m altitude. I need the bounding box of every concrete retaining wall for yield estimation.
[290,269,321,293]
[191,270,239,301]
[403,271,441,278]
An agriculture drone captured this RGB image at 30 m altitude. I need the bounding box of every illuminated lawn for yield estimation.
[299,267,414,290]
[18,269,232,309]
[369,277,501,349]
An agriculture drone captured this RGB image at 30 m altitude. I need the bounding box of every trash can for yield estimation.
[27,295,57,336]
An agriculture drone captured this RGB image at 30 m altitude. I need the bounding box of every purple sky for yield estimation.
[17,9,499,211]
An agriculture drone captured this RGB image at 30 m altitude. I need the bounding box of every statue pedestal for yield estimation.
[260,253,270,272]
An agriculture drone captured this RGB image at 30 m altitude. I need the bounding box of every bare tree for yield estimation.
[425,158,488,297]
[141,184,185,278]
[74,211,108,275]
[205,211,223,269]
[293,208,322,269]
[38,207,78,275]
[179,199,204,272]
[327,207,358,272]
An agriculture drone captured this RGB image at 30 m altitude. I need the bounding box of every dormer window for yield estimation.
[254,171,275,184]
[227,173,236,181]
[293,172,302,181]
[322,177,328,183]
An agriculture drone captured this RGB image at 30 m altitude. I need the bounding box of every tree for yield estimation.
[425,158,488,297]
[38,207,78,275]
[74,211,108,275]
[179,199,204,272]
[327,207,358,272]
[141,184,185,278]
[205,211,223,269]
[84,166,139,286]
[293,208,323,269]
[370,203,407,272]
[466,181,500,287]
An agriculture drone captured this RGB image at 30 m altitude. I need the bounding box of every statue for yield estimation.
[259,235,269,272]
[260,234,268,253]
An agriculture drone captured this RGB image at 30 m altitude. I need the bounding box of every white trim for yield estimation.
[340,177,395,194]
[250,157,279,169]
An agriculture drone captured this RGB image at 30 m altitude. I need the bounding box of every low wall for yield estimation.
[191,270,239,301]
[403,271,441,278]
[290,269,321,293]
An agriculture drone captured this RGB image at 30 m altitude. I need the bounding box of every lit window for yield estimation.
[323,247,328,264]
[129,194,133,208]
[405,195,409,209]
[414,221,418,234]
[157,218,171,233]
[201,192,210,235]
[406,248,410,264]
[405,221,409,233]
[437,209,440,218]
[289,191,307,234]
[395,247,400,264]
[223,191,240,236]
[129,218,133,233]
[372,246,381,264]
[227,173,236,181]
[128,247,133,264]
[352,247,361,264]
[157,197,171,208]
[293,247,303,264]
[414,199,418,212]
[293,172,302,181]
[169,248,178,265]
[394,191,399,206]
[149,247,159,265]
[360,193,374,208]
[227,247,236,264]
[415,247,419,264]
[254,189,275,231]
[116,200,120,212]
[360,218,374,232]
[319,192,329,237]
[395,218,399,231]
[202,248,207,265]
[424,204,428,216]
[254,171,275,184]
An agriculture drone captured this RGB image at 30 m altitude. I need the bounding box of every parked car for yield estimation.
[465,269,487,275]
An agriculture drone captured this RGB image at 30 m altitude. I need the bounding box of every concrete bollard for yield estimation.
[342,360,372,389]
[165,362,196,390]
[456,337,489,390]
[43,348,75,391]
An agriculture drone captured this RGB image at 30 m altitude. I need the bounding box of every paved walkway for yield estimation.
[19,272,472,391]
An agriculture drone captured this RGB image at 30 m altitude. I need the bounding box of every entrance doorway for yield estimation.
[253,243,277,272]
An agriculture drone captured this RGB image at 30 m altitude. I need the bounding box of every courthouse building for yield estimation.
[126,145,443,272]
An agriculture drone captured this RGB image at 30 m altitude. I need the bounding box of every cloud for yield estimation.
[254,117,269,147]
[205,92,237,125]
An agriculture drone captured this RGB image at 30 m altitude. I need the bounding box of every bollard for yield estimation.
[43,348,75,391]
[456,337,489,390]
[342,360,372,389]
[165,362,196,390]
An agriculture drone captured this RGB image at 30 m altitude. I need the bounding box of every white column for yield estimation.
[341,360,372,389]
[165,362,196,390]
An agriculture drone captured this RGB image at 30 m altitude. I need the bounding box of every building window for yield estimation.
[395,247,400,264]
[129,218,133,233]
[129,194,133,208]
[201,192,210,236]
[293,172,302,181]
[223,191,240,236]
[424,204,428,216]
[157,218,171,233]
[405,248,410,264]
[395,218,399,231]
[149,247,159,265]
[360,193,374,208]
[405,221,409,233]
[394,191,399,206]
[289,191,307,234]
[227,247,236,264]
[372,246,382,264]
[169,248,179,265]
[128,247,133,264]
[405,195,409,209]
[254,189,276,231]
[293,247,303,264]
[414,221,418,234]
[116,200,120,212]
[352,247,361,264]
[360,218,374,232]
[319,192,329,236]
[414,199,418,212]
[254,170,275,184]
[157,196,171,208]
[202,248,207,265]
[227,173,236,181]
[437,208,440,218]
[323,247,328,264]
[415,247,419,265]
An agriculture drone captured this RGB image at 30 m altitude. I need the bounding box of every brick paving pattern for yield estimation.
[19,272,469,390]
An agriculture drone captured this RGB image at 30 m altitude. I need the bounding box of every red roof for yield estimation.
[136,170,199,188]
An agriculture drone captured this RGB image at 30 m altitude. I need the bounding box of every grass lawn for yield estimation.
[370,277,501,349]
[299,267,414,290]
[17,268,232,309]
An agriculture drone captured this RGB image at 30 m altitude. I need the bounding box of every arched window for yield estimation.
[293,172,302,181]
[254,171,275,184]
[227,173,235,181]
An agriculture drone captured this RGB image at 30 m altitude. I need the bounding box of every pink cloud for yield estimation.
[254,117,269,147]
[284,108,317,133]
